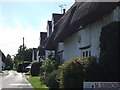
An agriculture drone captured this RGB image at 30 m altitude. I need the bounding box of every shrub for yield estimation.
[45,70,59,89]
[41,59,60,75]
[40,58,61,89]
[17,64,23,72]
[99,21,120,81]
[31,62,41,76]
[57,57,90,89]
[85,58,104,81]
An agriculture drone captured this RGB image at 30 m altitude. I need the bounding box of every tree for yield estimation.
[6,54,13,69]
[14,45,32,62]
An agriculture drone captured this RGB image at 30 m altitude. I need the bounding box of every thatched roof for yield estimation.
[39,37,49,49]
[52,13,63,24]
[43,14,64,50]
[70,2,118,31]
[53,2,82,43]
[45,17,63,50]
[53,2,118,43]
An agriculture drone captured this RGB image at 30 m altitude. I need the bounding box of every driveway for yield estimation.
[0,70,34,90]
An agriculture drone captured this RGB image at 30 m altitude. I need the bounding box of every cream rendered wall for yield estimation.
[63,6,119,61]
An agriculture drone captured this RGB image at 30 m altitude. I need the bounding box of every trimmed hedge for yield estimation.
[31,62,41,76]
[99,21,120,81]
[17,64,23,72]
[85,58,103,81]
[57,57,102,89]
[57,57,89,88]
[40,57,103,89]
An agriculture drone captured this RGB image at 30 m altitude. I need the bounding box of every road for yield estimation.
[0,70,34,90]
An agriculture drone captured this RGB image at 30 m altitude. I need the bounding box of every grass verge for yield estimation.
[27,75,49,90]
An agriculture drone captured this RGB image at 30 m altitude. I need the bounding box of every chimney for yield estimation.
[63,9,66,14]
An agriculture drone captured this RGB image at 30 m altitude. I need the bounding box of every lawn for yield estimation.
[27,75,49,90]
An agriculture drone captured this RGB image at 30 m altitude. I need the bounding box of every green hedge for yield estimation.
[57,57,102,89]
[57,57,89,88]
[40,57,103,89]
[17,64,23,72]
[99,21,120,81]
[31,62,41,76]
[85,58,103,81]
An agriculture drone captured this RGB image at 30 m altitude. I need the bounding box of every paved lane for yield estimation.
[1,70,34,90]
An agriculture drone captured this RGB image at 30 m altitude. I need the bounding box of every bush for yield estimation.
[17,64,23,72]
[57,57,103,89]
[40,58,61,89]
[57,57,90,89]
[99,21,120,81]
[31,62,41,76]
[40,59,60,75]
[85,58,104,81]
[45,70,59,89]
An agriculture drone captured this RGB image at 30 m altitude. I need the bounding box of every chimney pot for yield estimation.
[63,9,66,14]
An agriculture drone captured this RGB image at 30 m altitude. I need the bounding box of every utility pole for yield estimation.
[59,4,66,14]
[23,37,24,51]
[22,37,24,73]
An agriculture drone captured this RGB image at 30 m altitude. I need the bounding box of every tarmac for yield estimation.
[0,70,9,76]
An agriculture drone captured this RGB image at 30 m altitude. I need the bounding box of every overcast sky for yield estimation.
[0,1,74,56]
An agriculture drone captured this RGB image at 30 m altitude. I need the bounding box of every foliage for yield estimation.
[5,54,13,70]
[40,58,61,89]
[57,57,102,89]
[17,64,23,72]
[40,58,60,75]
[99,22,120,81]
[14,45,32,62]
[85,58,103,81]
[57,57,90,88]
[31,62,42,76]
[45,70,59,89]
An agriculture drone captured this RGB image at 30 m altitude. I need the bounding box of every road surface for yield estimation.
[0,70,34,90]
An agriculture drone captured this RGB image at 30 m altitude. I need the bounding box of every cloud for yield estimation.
[0,16,40,56]
[38,18,48,32]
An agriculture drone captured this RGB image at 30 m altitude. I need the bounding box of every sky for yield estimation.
[0,0,74,56]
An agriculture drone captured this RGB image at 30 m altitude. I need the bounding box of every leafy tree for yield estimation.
[14,45,32,69]
[6,54,13,69]
[14,45,32,62]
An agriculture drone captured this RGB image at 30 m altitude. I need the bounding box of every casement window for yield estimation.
[82,50,91,57]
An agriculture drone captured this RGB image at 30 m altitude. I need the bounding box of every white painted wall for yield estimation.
[57,42,64,61]
[63,32,80,61]
[63,6,120,61]
[32,49,34,62]
[57,42,64,52]
[36,50,39,62]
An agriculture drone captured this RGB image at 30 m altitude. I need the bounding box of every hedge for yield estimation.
[31,62,41,76]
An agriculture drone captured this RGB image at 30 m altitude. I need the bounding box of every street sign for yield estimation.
[84,82,120,90]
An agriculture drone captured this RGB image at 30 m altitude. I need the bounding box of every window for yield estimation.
[86,51,88,57]
[83,52,85,57]
[82,50,91,57]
